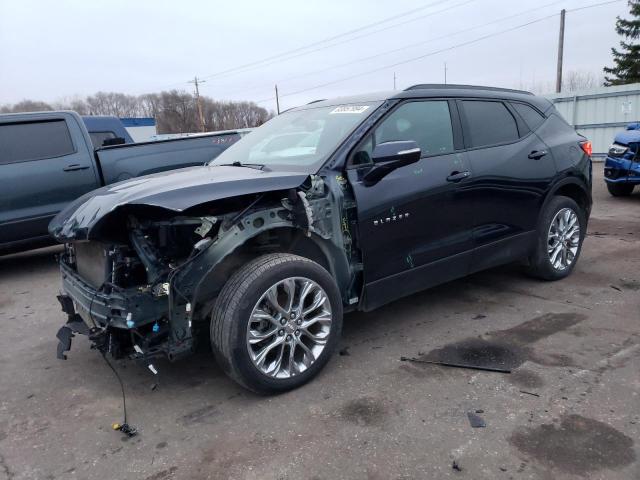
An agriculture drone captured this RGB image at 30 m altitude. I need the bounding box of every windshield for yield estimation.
[208,102,381,172]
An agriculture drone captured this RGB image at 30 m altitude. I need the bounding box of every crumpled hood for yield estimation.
[49,165,308,241]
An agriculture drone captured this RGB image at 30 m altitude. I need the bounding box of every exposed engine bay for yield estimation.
[55,174,362,364]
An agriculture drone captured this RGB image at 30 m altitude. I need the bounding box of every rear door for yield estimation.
[0,116,99,246]
[458,99,556,272]
[347,99,474,309]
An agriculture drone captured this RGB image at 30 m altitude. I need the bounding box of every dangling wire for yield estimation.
[101,351,137,437]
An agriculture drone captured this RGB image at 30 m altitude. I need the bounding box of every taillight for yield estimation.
[580,140,593,157]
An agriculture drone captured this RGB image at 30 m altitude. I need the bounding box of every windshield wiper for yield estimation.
[214,161,265,170]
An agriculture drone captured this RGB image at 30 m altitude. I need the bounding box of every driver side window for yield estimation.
[352,100,454,166]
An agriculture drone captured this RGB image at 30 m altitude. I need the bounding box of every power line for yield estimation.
[568,0,622,12]
[203,0,481,97]
[138,0,623,102]
[224,0,564,97]
[143,0,456,93]
[255,0,624,105]
[254,14,559,103]
[199,0,478,87]
[196,0,457,82]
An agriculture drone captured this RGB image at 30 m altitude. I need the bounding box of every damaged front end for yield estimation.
[53,169,361,366]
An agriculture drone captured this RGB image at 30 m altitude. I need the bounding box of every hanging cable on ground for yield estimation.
[101,351,138,437]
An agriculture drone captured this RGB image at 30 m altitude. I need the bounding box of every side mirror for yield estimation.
[372,140,421,165]
[363,140,421,186]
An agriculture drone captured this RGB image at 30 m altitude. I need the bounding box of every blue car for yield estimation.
[604,123,640,196]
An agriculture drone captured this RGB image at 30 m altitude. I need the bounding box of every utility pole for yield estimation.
[556,9,566,93]
[275,85,280,115]
[189,76,206,132]
[444,62,448,84]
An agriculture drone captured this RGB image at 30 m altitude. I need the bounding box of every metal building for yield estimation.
[545,82,640,159]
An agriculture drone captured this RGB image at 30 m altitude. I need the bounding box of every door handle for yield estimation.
[63,164,90,172]
[446,171,471,182]
[528,150,547,160]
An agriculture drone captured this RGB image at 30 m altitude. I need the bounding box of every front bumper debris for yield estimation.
[55,296,92,360]
[60,261,165,330]
[56,261,192,361]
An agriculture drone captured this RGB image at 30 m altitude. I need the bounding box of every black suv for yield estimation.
[52,85,592,393]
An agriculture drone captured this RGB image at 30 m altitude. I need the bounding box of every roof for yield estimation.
[293,84,550,112]
[119,117,156,127]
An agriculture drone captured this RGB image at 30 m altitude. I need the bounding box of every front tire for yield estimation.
[211,253,343,394]
[606,182,634,197]
[526,196,586,281]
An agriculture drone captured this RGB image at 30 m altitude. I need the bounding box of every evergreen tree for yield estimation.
[604,0,640,85]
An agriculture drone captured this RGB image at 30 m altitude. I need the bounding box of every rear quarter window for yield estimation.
[511,102,546,131]
[461,100,519,148]
[0,120,75,164]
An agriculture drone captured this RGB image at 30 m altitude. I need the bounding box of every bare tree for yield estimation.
[0,100,53,113]
[2,90,272,134]
[562,70,604,92]
[517,70,604,94]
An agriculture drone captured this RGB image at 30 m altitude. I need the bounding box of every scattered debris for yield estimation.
[112,422,137,438]
[339,347,351,356]
[519,390,541,397]
[473,314,487,320]
[400,356,511,373]
[452,460,462,472]
[610,285,622,292]
[499,466,508,472]
[475,409,484,414]
[467,411,486,428]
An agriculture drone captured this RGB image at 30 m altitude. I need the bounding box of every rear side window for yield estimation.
[461,100,519,148]
[0,120,75,165]
[511,102,545,131]
[89,131,116,148]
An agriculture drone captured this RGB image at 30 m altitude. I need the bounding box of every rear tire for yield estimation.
[526,196,586,281]
[606,182,634,197]
[210,253,343,394]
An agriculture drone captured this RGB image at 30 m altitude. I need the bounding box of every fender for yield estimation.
[175,206,352,330]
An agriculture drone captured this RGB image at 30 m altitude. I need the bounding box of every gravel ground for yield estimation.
[0,168,638,480]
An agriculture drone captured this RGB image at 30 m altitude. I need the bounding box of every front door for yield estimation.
[346,100,474,310]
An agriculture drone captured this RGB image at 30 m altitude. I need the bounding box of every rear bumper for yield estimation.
[604,156,640,184]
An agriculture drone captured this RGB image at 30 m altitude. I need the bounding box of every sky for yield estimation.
[0,0,631,112]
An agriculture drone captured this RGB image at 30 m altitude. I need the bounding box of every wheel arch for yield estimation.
[542,177,591,223]
[188,224,349,323]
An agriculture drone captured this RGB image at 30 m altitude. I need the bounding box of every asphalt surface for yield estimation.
[0,168,638,480]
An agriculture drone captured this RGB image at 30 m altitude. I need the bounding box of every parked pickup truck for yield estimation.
[0,110,250,254]
[81,115,134,148]
[51,85,591,394]
[604,122,640,196]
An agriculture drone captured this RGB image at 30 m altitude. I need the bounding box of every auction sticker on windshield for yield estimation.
[330,105,370,114]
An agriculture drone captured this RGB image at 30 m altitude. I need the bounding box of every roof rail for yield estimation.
[307,99,327,104]
[404,84,533,95]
